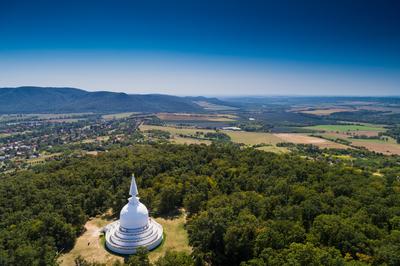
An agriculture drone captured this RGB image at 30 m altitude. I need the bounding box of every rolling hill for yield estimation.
[0,87,232,114]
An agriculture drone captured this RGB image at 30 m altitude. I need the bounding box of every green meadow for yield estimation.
[304,124,385,132]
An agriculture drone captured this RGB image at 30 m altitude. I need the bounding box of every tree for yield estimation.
[155,251,194,266]
[126,247,150,266]
[224,211,259,264]
[156,183,182,214]
[283,242,344,266]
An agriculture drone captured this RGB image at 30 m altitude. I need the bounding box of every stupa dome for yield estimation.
[119,198,149,229]
[104,174,163,255]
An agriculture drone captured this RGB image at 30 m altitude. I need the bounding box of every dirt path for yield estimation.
[58,217,123,266]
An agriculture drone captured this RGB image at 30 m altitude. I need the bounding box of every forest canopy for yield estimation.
[0,143,400,265]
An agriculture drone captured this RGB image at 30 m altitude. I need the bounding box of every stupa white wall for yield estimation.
[104,175,163,254]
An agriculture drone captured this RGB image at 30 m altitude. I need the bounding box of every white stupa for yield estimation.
[105,174,163,254]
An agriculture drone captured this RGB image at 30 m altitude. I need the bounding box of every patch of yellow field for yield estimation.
[225,131,283,146]
[81,136,110,144]
[85,151,99,156]
[0,133,11,138]
[256,145,288,153]
[275,133,326,144]
[274,133,348,149]
[299,108,353,115]
[97,136,110,142]
[351,140,400,155]
[171,136,211,145]
[26,153,63,165]
[102,112,138,120]
[140,124,214,135]
[331,154,353,160]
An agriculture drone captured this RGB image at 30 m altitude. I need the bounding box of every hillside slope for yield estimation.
[0,87,230,113]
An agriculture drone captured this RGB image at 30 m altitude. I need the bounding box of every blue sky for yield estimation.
[0,0,399,96]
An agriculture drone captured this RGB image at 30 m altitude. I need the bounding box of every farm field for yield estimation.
[102,112,138,120]
[297,108,353,116]
[140,124,215,136]
[351,140,400,155]
[156,113,237,122]
[194,101,238,111]
[304,124,385,132]
[226,131,284,146]
[318,132,400,155]
[274,133,349,149]
[171,136,211,145]
[256,145,288,153]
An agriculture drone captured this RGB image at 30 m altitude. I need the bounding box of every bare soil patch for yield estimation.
[351,141,400,155]
[299,108,353,115]
[274,133,348,149]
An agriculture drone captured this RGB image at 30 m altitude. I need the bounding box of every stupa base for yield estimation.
[104,218,163,255]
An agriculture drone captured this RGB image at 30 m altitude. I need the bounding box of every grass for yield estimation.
[149,214,191,262]
[171,136,211,145]
[329,154,353,160]
[0,133,11,138]
[350,140,400,155]
[348,137,397,144]
[102,112,138,120]
[140,124,214,135]
[256,145,288,153]
[225,131,283,146]
[304,124,385,132]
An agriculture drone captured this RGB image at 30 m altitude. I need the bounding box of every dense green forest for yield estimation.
[1,143,400,265]
[383,126,400,143]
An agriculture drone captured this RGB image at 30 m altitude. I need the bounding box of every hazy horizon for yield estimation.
[1,1,399,96]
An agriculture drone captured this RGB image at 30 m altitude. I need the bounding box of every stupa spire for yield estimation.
[129,174,139,196]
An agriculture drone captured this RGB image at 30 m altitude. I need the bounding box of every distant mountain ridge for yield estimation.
[0,87,232,114]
